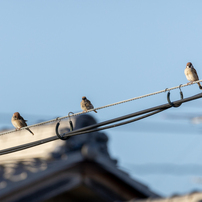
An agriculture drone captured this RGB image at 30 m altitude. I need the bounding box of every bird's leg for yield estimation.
[187,81,193,84]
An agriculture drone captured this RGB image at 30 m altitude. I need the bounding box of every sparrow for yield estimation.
[80,96,97,113]
[185,62,202,89]
[11,112,34,135]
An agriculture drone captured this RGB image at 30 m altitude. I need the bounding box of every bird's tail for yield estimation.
[26,128,34,135]
[198,82,202,90]
[94,110,97,113]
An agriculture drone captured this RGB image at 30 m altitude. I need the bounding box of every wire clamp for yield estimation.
[68,112,74,131]
[55,117,61,123]
[166,85,184,107]
[55,117,70,141]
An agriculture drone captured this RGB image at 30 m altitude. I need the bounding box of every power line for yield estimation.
[1,91,202,155]
[0,80,201,137]
[0,110,168,155]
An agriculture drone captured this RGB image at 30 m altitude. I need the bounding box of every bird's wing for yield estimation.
[193,67,199,80]
[87,100,94,108]
[19,115,28,126]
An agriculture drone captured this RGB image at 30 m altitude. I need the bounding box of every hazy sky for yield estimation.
[1,0,202,196]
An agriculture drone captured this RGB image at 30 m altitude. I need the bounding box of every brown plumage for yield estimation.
[80,96,97,113]
[184,62,202,90]
[11,112,34,135]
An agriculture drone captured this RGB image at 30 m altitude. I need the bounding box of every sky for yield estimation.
[1,0,202,197]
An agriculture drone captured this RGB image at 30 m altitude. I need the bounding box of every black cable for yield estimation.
[58,91,202,137]
[0,109,166,155]
[59,109,167,139]
[1,92,202,155]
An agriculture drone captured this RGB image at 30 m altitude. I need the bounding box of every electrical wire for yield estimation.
[54,91,202,138]
[0,80,201,137]
[0,109,167,155]
[1,91,202,155]
[56,109,168,139]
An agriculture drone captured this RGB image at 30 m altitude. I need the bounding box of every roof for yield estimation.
[0,114,160,201]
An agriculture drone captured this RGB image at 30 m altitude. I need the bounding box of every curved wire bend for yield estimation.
[167,85,184,107]
[55,122,70,140]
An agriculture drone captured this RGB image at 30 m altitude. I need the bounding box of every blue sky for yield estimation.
[1,0,202,196]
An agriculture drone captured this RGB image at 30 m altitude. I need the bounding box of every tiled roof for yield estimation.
[0,114,160,201]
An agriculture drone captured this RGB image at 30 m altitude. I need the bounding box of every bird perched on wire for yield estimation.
[11,112,34,135]
[185,62,202,89]
[81,96,97,113]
